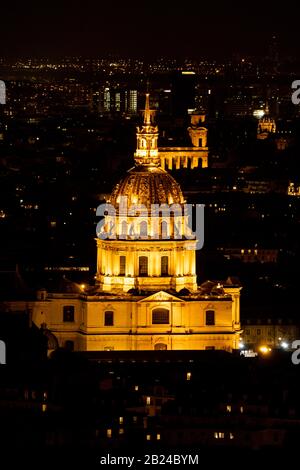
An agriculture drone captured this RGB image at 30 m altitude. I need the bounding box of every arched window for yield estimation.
[152,308,169,324]
[43,331,58,351]
[120,221,127,238]
[161,256,169,276]
[139,256,148,276]
[205,310,215,326]
[154,343,167,350]
[140,221,148,238]
[161,220,169,239]
[119,256,126,276]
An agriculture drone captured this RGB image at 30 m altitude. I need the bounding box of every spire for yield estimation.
[134,93,160,167]
[143,92,154,125]
[265,101,269,115]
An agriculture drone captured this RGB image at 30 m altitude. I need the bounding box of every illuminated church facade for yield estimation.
[27,95,242,352]
[257,103,276,140]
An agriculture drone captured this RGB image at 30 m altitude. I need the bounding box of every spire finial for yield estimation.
[144,92,151,125]
[265,101,269,115]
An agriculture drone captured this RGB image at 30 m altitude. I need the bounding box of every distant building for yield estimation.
[218,247,279,264]
[288,182,300,197]
[159,114,208,169]
[257,103,276,140]
[242,317,300,351]
[172,71,196,117]
[99,87,138,115]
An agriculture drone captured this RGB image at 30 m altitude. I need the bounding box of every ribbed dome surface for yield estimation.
[109,165,185,210]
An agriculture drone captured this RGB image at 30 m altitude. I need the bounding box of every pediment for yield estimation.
[138,291,183,303]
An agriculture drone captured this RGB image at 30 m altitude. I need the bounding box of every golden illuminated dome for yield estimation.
[257,102,276,138]
[109,165,185,210]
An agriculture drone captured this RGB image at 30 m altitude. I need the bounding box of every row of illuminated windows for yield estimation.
[119,255,169,277]
[119,221,171,239]
[106,429,234,441]
[63,306,215,326]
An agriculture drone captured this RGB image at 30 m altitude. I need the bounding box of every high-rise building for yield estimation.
[100,88,138,115]
[172,71,197,117]
[127,89,138,114]
[159,114,209,169]
[103,87,111,113]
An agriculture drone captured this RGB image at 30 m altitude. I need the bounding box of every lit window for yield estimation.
[146,396,151,405]
[214,432,225,439]
[161,221,169,239]
[139,256,148,276]
[119,417,123,424]
[134,385,139,391]
[230,433,234,439]
[152,308,169,324]
[140,221,148,238]
[63,306,74,322]
[107,429,112,438]
[156,433,161,440]
[240,406,244,413]
[42,404,47,413]
[226,405,232,412]
[119,428,124,435]
[186,372,192,381]
[146,434,151,441]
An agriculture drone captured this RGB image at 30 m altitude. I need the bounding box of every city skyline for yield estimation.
[1,2,300,461]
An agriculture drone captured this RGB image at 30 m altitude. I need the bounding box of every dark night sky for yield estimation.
[1,0,300,58]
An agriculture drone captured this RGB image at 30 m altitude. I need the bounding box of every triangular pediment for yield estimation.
[138,291,184,303]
